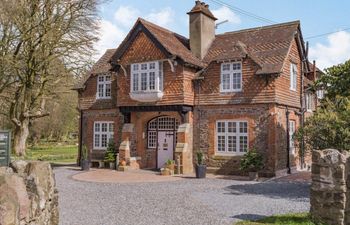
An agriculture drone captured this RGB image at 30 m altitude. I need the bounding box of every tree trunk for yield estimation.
[13,119,30,156]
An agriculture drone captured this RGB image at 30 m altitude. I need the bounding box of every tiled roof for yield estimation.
[72,49,116,90]
[204,21,301,75]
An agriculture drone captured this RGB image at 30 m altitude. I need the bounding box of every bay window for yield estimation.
[131,61,163,93]
[97,74,111,99]
[94,122,114,149]
[216,120,248,154]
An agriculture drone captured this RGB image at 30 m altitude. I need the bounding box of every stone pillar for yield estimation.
[118,123,134,167]
[310,149,350,225]
[346,155,350,225]
[175,123,193,174]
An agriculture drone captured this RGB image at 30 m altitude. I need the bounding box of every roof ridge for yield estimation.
[138,18,189,41]
[217,20,300,36]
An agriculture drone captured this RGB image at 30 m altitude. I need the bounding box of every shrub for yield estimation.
[104,140,116,162]
[196,151,205,165]
[240,149,263,172]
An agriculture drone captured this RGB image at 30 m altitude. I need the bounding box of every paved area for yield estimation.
[55,167,310,225]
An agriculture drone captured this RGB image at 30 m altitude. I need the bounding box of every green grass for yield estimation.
[235,213,318,225]
[13,144,78,164]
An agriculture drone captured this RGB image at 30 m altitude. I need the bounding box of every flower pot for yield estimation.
[160,168,171,176]
[249,172,258,181]
[81,159,90,171]
[109,162,115,170]
[166,164,175,171]
[120,160,127,167]
[195,165,206,178]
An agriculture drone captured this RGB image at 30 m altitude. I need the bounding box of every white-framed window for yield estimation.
[97,74,111,99]
[305,93,314,112]
[93,122,114,149]
[289,120,296,154]
[290,63,297,91]
[131,61,163,93]
[220,62,242,92]
[316,89,324,99]
[216,120,248,155]
[147,116,179,149]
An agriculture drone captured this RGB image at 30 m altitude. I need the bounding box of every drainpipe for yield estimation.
[78,110,83,166]
[286,107,291,174]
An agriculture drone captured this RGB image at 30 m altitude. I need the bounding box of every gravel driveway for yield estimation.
[55,167,310,225]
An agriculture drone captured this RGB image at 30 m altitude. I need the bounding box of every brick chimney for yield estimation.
[187,1,217,59]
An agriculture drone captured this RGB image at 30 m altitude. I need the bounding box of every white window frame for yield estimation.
[305,93,314,112]
[290,63,297,91]
[93,121,114,150]
[289,120,296,155]
[96,74,112,99]
[215,120,248,155]
[316,89,324,99]
[130,61,163,93]
[220,62,242,93]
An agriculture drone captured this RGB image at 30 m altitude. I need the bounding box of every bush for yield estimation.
[104,140,116,162]
[196,151,205,165]
[295,97,350,152]
[240,149,263,172]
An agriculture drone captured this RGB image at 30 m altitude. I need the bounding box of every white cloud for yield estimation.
[114,5,140,28]
[145,7,175,28]
[309,31,350,70]
[95,19,126,59]
[212,6,241,25]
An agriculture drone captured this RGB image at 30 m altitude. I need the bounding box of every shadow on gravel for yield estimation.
[224,181,310,200]
[231,213,266,221]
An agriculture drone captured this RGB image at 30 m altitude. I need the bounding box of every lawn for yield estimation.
[14,144,78,164]
[235,213,317,225]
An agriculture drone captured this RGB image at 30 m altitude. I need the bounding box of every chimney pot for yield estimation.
[205,4,209,8]
[195,0,201,5]
[201,2,206,6]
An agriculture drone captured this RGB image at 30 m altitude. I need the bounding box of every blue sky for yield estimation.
[96,0,350,70]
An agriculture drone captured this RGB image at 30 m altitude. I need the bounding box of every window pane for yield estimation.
[98,76,104,82]
[133,73,139,91]
[101,123,108,132]
[239,136,248,152]
[222,74,230,90]
[149,72,155,90]
[239,122,248,133]
[94,134,100,148]
[217,122,225,133]
[141,73,147,90]
[227,122,236,133]
[148,131,157,148]
[132,64,139,71]
[159,66,163,91]
[105,75,111,82]
[232,62,241,70]
[149,62,156,70]
[101,134,107,147]
[227,136,236,152]
[222,64,230,71]
[232,73,241,90]
[109,123,114,132]
[218,135,226,152]
[105,83,111,97]
[141,63,147,70]
[94,123,100,132]
[98,84,104,97]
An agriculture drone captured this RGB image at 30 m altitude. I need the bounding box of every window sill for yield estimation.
[220,90,242,94]
[214,152,246,158]
[96,97,112,100]
[93,148,107,151]
[130,91,163,102]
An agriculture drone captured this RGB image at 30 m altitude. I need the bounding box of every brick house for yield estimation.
[74,1,317,176]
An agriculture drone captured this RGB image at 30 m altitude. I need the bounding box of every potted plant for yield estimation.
[81,145,90,171]
[104,140,116,169]
[195,151,206,178]
[165,159,175,170]
[240,148,263,181]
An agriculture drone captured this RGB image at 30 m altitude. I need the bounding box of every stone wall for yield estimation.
[0,161,59,225]
[310,149,350,225]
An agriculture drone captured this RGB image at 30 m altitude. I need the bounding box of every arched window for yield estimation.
[147,116,179,148]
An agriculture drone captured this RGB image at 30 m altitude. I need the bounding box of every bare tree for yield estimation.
[0,0,100,155]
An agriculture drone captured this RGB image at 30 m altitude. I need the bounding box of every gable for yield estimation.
[118,31,166,65]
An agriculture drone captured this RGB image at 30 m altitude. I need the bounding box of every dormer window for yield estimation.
[220,62,242,92]
[130,61,164,102]
[97,74,111,99]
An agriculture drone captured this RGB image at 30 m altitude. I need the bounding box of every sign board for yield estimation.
[0,130,11,167]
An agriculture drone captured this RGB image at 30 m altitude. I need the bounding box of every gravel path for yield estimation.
[55,167,310,225]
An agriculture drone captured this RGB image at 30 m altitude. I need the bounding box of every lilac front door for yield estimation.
[157,131,174,168]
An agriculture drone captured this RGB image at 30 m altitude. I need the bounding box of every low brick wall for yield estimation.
[310,149,350,225]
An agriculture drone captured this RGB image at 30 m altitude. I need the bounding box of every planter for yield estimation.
[81,159,90,171]
[109,162,115,170]
[195,165,207,178]
[249,172,258,181]
[166,164,175,171]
